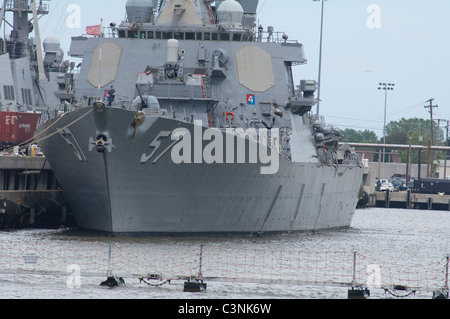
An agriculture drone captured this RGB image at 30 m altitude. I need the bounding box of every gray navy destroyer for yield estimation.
[36,0,364,235]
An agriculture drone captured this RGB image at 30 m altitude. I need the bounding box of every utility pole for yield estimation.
[406,123,412,189]
[425,98,438,178]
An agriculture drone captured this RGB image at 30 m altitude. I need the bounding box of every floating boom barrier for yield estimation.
[0,240,448,299]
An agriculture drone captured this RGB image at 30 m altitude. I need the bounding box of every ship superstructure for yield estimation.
[0,0,77,148]
[36,0,364,235]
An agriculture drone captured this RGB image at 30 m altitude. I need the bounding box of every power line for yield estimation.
[323,100,429,126]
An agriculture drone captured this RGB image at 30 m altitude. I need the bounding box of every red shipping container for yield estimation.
[17,112,42,143]
[0,112,41,144]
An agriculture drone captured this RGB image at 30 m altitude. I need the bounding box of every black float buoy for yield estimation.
[348,288,370,299]
[100,276,126,288]
[432,291,449,299]
[184,280,207,293]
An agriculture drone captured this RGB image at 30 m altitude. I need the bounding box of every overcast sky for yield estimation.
[33,0,450,138]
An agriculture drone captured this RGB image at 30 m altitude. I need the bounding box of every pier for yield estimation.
[353,142,450,211]
[375,190,450,211]
[0,155,71,229]
[359,166,450,211]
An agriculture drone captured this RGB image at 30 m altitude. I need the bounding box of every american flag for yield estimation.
[86,25,101,36]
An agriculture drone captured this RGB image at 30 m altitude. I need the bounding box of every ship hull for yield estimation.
[37,107,363,236]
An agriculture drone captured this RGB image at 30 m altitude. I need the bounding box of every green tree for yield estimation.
[385,118,444,164]
[342,129,378,143]
[341,119,446,164]
[385,118,441,143]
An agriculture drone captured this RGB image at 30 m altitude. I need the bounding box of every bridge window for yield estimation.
[185,32,195,40]
[174,32,184,40]
[129,30,138,38]
[233,33,242,41]
[163,32,172,39]
[220,33,230,41]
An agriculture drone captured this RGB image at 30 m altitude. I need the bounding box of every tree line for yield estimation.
[341,118,449,163]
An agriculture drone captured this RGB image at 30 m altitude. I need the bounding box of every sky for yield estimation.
[27,0,450,138]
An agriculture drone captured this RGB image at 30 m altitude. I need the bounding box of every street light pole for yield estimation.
[378,83,395,163]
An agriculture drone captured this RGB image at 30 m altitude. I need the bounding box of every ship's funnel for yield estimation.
[126,0,154,23]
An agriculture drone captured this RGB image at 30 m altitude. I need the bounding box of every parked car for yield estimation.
[390,177,407,191]
[376,178,390,191]
[379,182,394,191]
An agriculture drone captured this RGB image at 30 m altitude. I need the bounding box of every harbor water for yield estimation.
[0,207,449,300]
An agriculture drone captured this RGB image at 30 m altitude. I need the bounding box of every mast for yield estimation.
[1,0,49,58]
[31,0,46,82]
[0,0,6,53]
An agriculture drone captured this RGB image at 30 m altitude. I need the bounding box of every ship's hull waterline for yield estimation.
[37,107,363,236]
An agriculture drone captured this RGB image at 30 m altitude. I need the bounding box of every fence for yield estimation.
[0,239,448,297]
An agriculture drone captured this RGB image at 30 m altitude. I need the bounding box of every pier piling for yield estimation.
[0,155,70,229]
[385,189,390,208]
[373,191,450,211]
